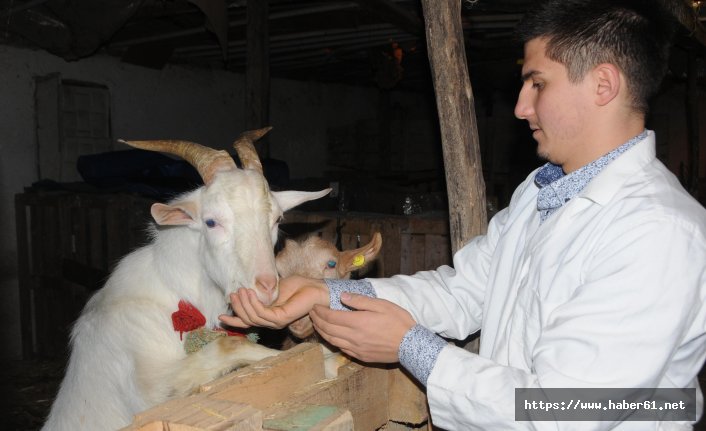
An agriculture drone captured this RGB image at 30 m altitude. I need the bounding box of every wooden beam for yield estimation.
[420,0,488,253]
[187,0,229,60]
[350,0,424,36]
[246,0,271,158]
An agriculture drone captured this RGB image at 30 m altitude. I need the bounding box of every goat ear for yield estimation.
[272,188,331,212]
[338,232,383,275]
[151,202,199,226]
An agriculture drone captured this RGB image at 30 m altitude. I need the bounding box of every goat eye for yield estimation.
[327,260,337,268]
[205,219,216,228]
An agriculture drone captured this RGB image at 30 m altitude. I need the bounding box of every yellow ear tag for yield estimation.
[352,254,365,267]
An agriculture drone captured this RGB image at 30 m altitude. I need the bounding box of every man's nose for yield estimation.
[514,87,533,120]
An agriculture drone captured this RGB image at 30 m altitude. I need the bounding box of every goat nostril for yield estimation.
[256,275,278,293]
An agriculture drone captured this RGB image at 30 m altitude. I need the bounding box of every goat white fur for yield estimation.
[42,129,330,431]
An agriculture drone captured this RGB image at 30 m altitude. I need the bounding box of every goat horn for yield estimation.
[118,139,236,185]
[233,126,272,174]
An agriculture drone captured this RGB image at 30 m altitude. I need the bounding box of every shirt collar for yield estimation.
[534,130,648,223]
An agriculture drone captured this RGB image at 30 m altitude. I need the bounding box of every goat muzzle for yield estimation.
[254,273,279,306]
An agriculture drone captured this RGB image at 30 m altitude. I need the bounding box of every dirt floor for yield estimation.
[1,357,66,431]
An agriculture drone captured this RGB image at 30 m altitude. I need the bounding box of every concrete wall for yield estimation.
[0,44,439,359]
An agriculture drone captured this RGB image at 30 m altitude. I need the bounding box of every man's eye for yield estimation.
[205,219,216,228]
[532,81,544,89]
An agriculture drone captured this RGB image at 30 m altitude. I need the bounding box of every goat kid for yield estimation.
[276,233,382,345]
[43,128,330,431]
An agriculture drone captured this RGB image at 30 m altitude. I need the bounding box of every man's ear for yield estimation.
[593,63,621,106]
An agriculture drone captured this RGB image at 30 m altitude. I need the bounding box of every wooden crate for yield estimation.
[15,191,154,358]
[280,211,452,278]
[121,343,429,431]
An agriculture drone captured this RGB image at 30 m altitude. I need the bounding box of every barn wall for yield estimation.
[650,83,706,189]
[0,44,439,360]
[1,43,703,361]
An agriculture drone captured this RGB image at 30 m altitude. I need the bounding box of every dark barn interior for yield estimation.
[0,0,705,429]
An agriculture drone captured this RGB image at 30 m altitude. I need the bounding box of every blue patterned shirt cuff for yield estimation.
[324,279,377,310]
[398,324,447,386]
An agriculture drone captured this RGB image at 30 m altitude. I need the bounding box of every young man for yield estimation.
[221,1,706,429]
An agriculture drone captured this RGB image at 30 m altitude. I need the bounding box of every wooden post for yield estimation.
[246,0,270,158]
[420,0,487,253]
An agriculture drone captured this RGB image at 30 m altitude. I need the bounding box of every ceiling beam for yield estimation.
[109,2,359,48]
[350,0,424,36]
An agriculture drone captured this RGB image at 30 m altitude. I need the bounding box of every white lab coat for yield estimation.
[372,132,706,430]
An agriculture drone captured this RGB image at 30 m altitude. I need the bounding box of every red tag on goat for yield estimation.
[172,300,206,340]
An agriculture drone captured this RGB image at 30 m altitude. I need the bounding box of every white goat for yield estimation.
[276,232,382,340]
[42,128,330,431]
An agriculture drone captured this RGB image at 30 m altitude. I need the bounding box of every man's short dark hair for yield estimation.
[515,0,677,114]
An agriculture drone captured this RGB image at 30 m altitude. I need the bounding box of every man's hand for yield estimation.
[309,292,416,363]
[219,276,329,329]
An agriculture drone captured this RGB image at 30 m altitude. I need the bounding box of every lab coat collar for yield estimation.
[579,130,656,206]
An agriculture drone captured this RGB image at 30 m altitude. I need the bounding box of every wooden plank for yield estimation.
[380,218,402,277]
[404,217,449,236]
[88,206,105,269]
[124,394,263,431]
[387,368,427,425]
[382,421,429,430]
[207,343,326,409]
[264,362,390,431]
[120,342,426,430]
[71,197,89,265]
[58,194,74,268]
[399,232,411,275]
[39,200,61,277]
[14,195,33,358]
[105,199,129,267]
[408,234,426,275]
[423,234,451,270]
[264,405,353,431]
